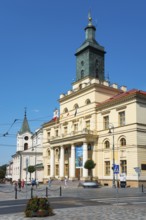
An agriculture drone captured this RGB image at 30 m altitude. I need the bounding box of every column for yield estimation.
[59,146,64,178]
[83,142,88,178]
[70,144,75,178]
[50,148,55,177]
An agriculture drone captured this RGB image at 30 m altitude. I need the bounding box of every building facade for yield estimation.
[42,14,146,187]
[12,111,44,183]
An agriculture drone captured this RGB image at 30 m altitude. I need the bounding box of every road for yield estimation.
[0,184,146,215]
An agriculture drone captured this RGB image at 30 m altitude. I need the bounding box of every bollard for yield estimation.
[31,187,33,199]
[15,187,17,199]
[142,184,144,192]
[46,187,48,197]
[60,186,62,196]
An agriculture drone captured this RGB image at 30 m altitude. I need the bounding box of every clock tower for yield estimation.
[75,12,105,82]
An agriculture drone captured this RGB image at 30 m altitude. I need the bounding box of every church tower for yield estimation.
[75,12,105,82]
[17,109,32,152]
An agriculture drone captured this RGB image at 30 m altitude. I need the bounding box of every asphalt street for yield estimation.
[0,183,146,219]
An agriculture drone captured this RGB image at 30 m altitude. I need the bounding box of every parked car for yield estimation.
[80,181,99,188]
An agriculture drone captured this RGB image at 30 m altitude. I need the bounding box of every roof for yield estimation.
[96,89,146,109]
[19,111,31,134]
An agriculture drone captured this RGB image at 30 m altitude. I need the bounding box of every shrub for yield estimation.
[25,197,54,217]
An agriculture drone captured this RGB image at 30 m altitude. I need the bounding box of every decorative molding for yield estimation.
[101,110,110,115]
[116,105,127,111]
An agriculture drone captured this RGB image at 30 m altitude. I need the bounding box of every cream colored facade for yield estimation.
[42,15,146,187]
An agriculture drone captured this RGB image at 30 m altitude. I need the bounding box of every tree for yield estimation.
[28,166,35,180]
[0,169,5,179]
[84,159,96,181]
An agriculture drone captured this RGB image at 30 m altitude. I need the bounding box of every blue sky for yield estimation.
[0,0,146,165]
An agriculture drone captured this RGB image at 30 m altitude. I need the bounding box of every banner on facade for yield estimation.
[75,146,83,168]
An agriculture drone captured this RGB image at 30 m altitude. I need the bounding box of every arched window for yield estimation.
[120,138,126,147]
[74,103,79,109]
[63,108,68,113]
[85,99,91,105]
[104,140,110,149]
[24,143,28,151]
[81,70,84,78]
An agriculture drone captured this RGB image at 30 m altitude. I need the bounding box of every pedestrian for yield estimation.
[18,179,21,191]
[48,178,52,187]
[36,179,39,188]
[21,179,25,188]
[64,177,68,187]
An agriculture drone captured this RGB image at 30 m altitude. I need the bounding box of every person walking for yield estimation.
[18,179,21,191]
[64,177,68,187]
[48,178,52,187]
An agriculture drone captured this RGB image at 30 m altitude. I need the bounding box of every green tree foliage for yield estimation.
[84,159,96,181]
[0,164,7,179]
[0,169,5,179]
[28,165,35,180]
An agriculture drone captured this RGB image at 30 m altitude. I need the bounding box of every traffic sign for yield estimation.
[114,164,119,174]
[134,167,141,174]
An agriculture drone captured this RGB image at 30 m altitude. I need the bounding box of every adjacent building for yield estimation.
[12,110,43,183]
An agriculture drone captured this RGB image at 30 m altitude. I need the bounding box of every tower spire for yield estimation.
[19,109,31,134]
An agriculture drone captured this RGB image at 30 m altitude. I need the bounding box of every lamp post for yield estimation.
[108,123,115,187]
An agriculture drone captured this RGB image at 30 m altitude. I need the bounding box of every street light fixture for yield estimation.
[32,146,37,180]
[108,123,115,187]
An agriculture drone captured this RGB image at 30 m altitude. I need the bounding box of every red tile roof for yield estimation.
[97,89,146,107]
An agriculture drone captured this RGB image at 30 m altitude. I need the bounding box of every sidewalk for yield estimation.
[0,183,146,219]
[1,204,146,220]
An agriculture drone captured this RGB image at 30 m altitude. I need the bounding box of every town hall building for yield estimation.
[42,14,146,187]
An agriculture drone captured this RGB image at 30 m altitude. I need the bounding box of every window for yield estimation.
[120,138,126,147]
[48,150,50,158]
[105,161,110,175]
[65,164,68,176]
[24,136,28,140]
[86,120,90,130]
[119,111,125,126]
[103,116,109,130]
[47,165,50,176]
[141,164,146,170]
[55,165,59,176]
[104,140,110,149]
[74,123,78,132]
[55,130,58,137]
[74,103,79,109]
[64,126,67,135]
[81,70,84,78]
[24,143,28,150]
[64,108,68,113]
[86,99,91,105]
[81,60,84,66]
[88,144,92,151]
[65,148,68,154]
[120,160,127,174]
[48,132,50,139]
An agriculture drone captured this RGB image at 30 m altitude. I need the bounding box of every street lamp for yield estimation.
[32,146,37,180]
[108,123,115,187]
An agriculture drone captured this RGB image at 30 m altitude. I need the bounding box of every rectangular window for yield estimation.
[86,120,90,130]
[74,123,78,132]
[55,165,59,176]
[105,161,110,175]
[103,116,109,130]
[64,164,68,176]
[55,130,58,137]
[64,126,68,135]
[141,164,146,170]
[120,160,127,173]
[119,111,125,126]
[47,165,50,176]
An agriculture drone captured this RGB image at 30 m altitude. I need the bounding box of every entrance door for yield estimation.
[76,169,80,180]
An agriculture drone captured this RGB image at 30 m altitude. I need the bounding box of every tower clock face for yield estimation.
[24,136,29,140]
